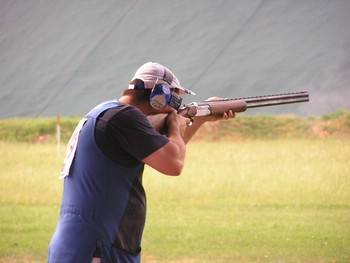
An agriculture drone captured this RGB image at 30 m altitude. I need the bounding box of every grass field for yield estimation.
[0,139,349,262]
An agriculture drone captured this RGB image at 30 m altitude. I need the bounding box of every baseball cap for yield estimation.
[129,62,196,95]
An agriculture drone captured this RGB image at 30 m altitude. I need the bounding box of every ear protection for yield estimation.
[149,83,182,110]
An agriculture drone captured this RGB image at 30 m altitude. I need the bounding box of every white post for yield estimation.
[56,114,61,157]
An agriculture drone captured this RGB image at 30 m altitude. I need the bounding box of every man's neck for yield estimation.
[118,95,154,115]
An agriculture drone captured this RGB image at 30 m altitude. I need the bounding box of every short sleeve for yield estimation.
[106,106,169,161]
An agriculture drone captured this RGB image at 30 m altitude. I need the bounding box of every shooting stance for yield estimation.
[48,62,234,263]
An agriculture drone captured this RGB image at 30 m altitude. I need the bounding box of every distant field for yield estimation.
[0,139,349,262]
[0,110,349,142]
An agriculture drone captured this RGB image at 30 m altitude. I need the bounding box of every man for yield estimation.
[48,62,234,263]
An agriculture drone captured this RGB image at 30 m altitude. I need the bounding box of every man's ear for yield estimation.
[132,79,145,89]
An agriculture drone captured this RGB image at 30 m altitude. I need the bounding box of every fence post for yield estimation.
[56,114,61,157]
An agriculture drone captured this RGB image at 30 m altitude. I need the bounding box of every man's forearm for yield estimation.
[167,123,186,174]
[168,122,186,154]
[183,117,205,144]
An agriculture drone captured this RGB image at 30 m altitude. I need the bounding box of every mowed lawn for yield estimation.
[0,139,349,262]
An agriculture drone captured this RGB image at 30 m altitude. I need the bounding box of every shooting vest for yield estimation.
[49,101,145,263]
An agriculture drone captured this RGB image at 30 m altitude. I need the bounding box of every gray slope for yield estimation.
[1,0,349,118]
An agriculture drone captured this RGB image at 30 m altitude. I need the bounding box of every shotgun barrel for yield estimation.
[235,91,309,108]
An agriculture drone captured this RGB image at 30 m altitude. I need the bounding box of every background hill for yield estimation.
[1,0,350,118]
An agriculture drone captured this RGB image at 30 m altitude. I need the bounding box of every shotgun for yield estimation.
[178,91,309,118]
[148,91,309,129]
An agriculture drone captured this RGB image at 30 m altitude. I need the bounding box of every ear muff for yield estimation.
[149,84,171,110]
[150,84,182,110]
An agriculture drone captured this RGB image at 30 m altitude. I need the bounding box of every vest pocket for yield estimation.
[114,177,146,255]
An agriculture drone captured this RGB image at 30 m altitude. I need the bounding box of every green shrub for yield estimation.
[321,109,350,121]
[0,117,80,142]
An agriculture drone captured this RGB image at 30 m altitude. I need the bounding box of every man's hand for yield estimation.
[167,110,191,138]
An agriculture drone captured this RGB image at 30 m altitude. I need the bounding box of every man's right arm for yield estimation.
[143,111,187,176]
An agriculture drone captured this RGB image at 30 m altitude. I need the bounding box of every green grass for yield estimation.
[0,140,350,262]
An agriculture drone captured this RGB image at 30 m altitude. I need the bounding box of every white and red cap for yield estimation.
[129,62,196,95]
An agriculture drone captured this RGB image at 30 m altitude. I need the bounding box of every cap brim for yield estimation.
[178,87,196,95]
[151,79,195,95]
